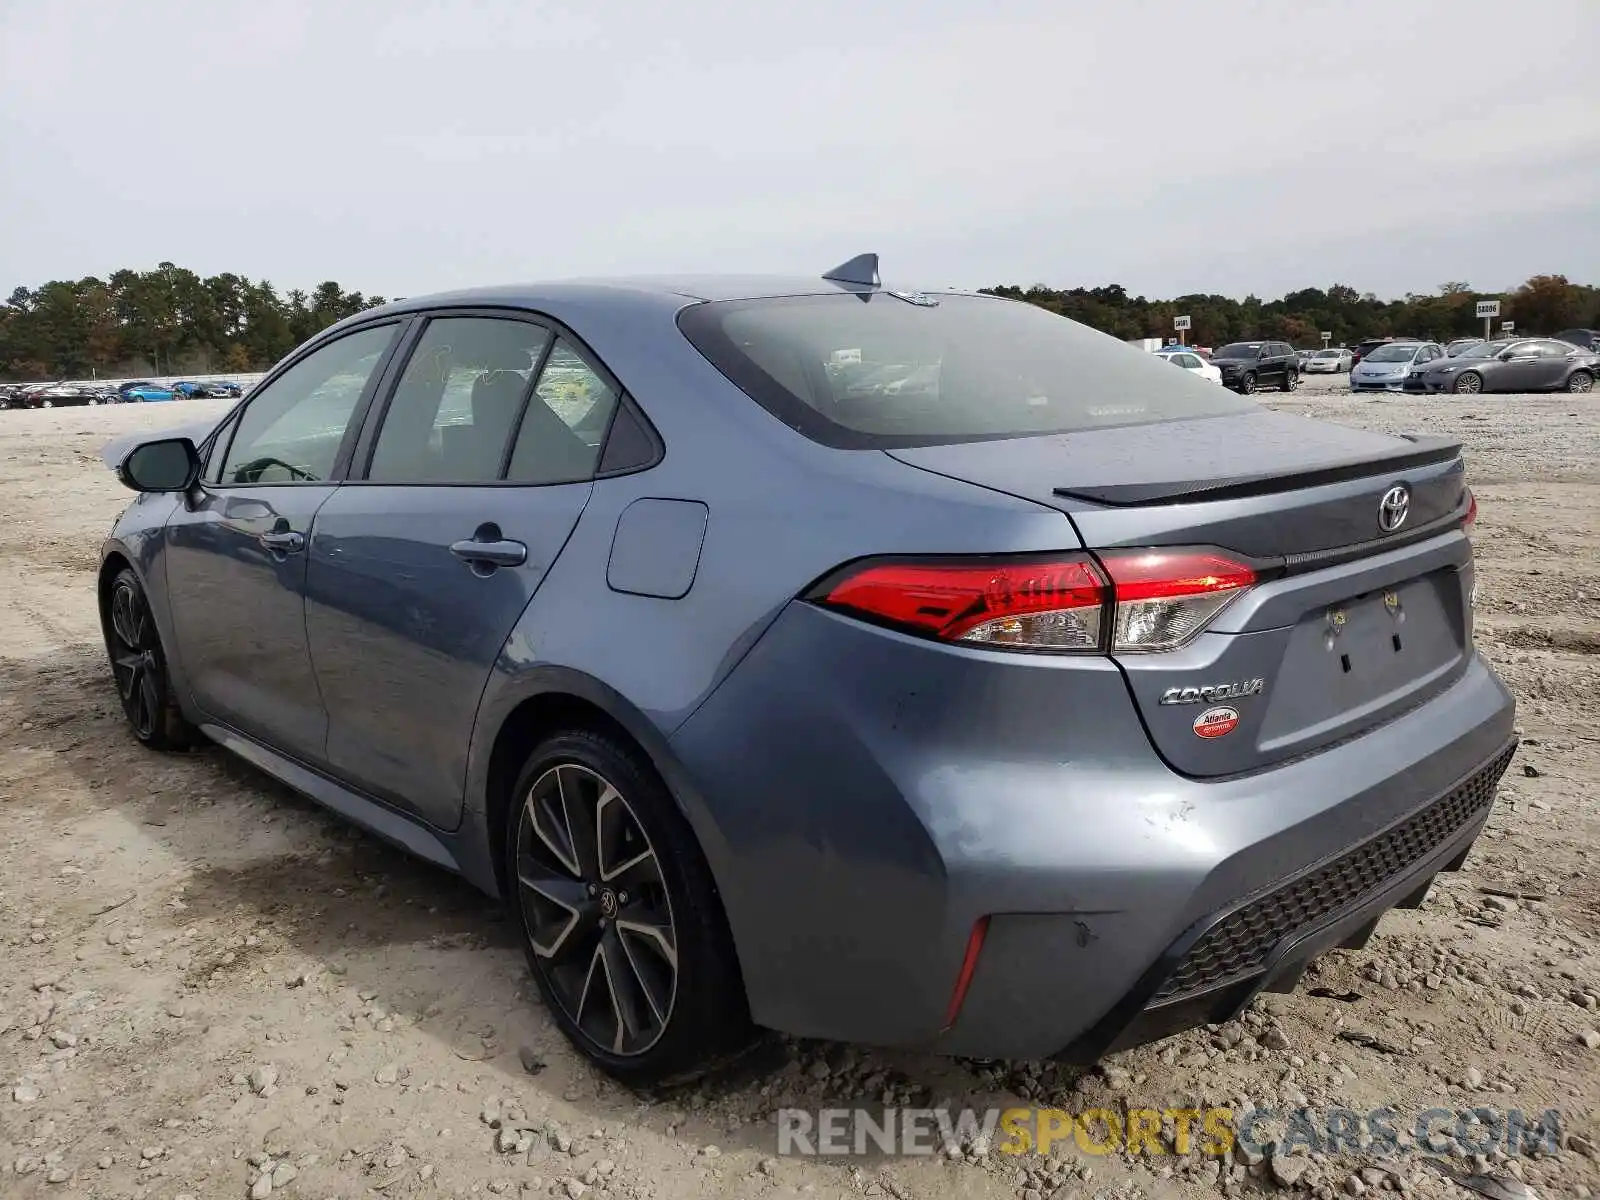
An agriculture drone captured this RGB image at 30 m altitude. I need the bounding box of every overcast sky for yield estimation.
[2,0,1597,302]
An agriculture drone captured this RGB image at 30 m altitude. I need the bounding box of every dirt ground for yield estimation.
[2,378,1598,1200]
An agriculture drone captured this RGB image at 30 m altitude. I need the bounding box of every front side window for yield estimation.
[219,324,397,485]
[505,339,619,484]
[678,293,1256,449]
[367,317,553,484]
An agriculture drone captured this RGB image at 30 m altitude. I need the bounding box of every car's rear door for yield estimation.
[1272,343,1292,384]
[1531,340,1578,388]
[303,312,633,829]
[163,321,406,760]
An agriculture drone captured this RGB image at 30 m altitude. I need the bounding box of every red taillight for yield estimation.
[1463,489,1477,532]
[811,547,1257,654]
[815,556,1108,651]
[1098,549,1256,653]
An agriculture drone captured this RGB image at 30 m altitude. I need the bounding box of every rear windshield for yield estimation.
[676,293,1256,448]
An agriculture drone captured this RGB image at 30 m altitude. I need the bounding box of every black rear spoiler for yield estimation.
[1052,434,1463,507]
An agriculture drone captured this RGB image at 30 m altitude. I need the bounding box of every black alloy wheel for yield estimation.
[515,761,679,1058]
[506,728,753,1084]
[104,567,195,749]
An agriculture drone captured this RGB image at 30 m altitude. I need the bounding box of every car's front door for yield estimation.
[163,322,404,761]
[1491,341,1544,391]
[304,315,627,828]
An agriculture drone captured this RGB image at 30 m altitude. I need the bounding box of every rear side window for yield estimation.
[368,317,552,484]
[677,293,1256,449]
[506,339,620,484]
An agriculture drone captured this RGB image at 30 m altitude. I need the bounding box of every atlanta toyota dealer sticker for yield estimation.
[1193,705,1240,739]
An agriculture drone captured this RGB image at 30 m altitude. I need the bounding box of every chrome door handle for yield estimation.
[449,538,527,568]
[259,530,304,554]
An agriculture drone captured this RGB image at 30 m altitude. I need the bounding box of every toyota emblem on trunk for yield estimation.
[1377,485,1410,533]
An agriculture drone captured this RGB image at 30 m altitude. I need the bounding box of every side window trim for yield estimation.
[348,315,432,479]
[203,318,411,491]
[497,329,560,479]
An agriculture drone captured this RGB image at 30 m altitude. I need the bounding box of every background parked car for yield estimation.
[1304,348,1353,373]
[1554,328,1600,352]
[1407,338,1598,395]
[1445,339,1488,357]
[172,380,243,399]
[34,382,94,407]
[1352,337,1404,368]
[1351,341,1441,392]
[1154,348,1223,383]
[118,381,178,403]
[1209,340,1298,393]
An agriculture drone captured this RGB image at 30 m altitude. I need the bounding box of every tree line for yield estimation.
[982,276,1599,349]
[2,262,1597,382]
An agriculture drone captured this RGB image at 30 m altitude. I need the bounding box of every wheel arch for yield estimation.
[97,548,134,620]
[472,668,734,910]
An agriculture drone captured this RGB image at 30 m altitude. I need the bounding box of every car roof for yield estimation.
[311,272,974,346]
[362,275,893,314]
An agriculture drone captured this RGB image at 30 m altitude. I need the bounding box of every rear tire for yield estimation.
[102,567,198,751]
[1568,371,1594,394]
[504,727,753,1086]
[1453,372,1484,395]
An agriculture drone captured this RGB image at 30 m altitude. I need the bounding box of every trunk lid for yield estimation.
[886,411,1476,777]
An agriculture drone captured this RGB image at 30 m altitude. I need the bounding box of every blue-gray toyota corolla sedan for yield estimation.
[98,256,1516,1084]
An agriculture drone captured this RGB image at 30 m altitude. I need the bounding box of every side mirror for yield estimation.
[118,436,200,493]
[1497,349,1515,361]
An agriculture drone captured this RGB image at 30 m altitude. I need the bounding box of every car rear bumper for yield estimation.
[669,600,1517,1060]
[1053,738,1512,1060]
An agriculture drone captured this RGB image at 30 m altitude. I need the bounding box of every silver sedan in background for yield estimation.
[1304,348,1352,373]
[1406,338,1599,394]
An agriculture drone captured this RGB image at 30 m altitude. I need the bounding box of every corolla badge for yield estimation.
[1378,484,1410,533]
[1159,678,1264,706]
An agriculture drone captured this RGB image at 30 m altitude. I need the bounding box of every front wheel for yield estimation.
[1238,372,1257,395]
[1453,372,1484,395]
[1568,370,1594,394]
[1280,369,1298,393]
[506,728,753,1085]
[102,567,198,750]
[39,399,53,408]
